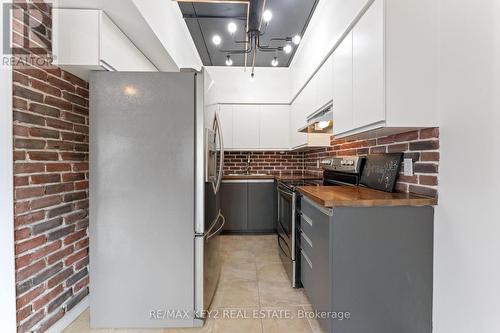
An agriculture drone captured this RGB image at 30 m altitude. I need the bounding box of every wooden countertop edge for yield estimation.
[297,187,438,208]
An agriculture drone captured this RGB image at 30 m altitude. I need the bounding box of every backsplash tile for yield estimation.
[303,128,440,198]
[223,151,305,175]
[224,128,440,198]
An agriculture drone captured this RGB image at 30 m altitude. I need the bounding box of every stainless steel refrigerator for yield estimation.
[89,71,225,328]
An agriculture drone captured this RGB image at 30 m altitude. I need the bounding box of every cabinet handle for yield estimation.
[301,250,313,269]
[302,213,313,227]
[301,232,313,248]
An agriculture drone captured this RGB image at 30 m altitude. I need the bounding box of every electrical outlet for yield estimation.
[403,158,414,176]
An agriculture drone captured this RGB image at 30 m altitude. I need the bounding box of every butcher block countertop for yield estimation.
[297,186,437,208]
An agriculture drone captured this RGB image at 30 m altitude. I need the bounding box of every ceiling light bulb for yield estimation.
[283,44,292,54]
[292,35,301,45]
[263,9,273,22]
[212,34,222,46]
[227,22,237,34]
[225,55,233,66]
[271,57,279,67]
[317,121,331,129]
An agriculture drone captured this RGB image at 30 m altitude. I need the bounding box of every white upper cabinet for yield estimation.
[314,54,334,111]
[352,0,385,129]
[218,105,234,149]
[259,105,290,150]
[219,104,291,151]
[232,105,261,150]
[289,0,373,95]
[332,32,354,135]
[300,78,316,122]
[290,93,307,149]
[53,9,157,80]
[332,0,439,138]
[99,14,155,72]
[287,53,333,150]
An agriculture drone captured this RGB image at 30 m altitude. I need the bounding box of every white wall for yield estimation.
[0,1,17,331]
[434,1,500,332]
[205,66,291,104]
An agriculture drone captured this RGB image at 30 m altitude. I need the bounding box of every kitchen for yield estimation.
[0,0,499,333]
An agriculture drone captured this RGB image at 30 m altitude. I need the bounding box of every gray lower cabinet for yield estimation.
[300,197,434,333]
[247,182,276,232]
[220,182,247,231]
[221,181,276,233]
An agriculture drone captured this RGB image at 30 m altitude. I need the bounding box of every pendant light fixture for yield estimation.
[213,4,300,78]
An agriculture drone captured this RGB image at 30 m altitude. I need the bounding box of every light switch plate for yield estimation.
[403,158,414,176]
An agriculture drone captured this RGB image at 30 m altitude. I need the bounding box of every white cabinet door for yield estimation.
[301,79,316,122]
[352,0,385,128]
[315,54,334,111]
[290,94,307,149]
[218,105,234,149]
[259,105,290,150]
[232,105,260,149]
[332,31,354,135]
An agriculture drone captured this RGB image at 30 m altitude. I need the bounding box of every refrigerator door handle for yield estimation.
[212,112,224,194]
[205,210,221,237]
[206,213,225,240]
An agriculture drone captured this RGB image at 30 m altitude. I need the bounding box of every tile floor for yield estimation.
[63,235,323,333]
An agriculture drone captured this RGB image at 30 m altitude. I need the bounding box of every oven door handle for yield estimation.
[277,187,293,199]
[278,235,292,260]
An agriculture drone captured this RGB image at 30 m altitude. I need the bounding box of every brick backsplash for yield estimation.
[224,151,305,175]
[303,128,440,198]
[12,2,89,332]
[225,128,439,198]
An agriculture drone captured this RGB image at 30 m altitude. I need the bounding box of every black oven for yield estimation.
[277,183,293,243]
[277,178,326,287]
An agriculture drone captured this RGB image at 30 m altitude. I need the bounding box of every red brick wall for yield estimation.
[12,2,90,332]
[304,128,440,197]
[224,151,305,175]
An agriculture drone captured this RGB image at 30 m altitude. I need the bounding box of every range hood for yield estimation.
[299,103,333,134]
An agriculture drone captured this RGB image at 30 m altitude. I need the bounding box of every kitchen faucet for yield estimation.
[245,154,251,175]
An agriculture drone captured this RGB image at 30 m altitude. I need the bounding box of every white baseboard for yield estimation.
[46,296,89,333]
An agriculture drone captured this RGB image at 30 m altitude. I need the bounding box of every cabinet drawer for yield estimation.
[301,197,332,222]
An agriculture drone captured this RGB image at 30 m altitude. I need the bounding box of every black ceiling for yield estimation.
[178,0,318,67]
